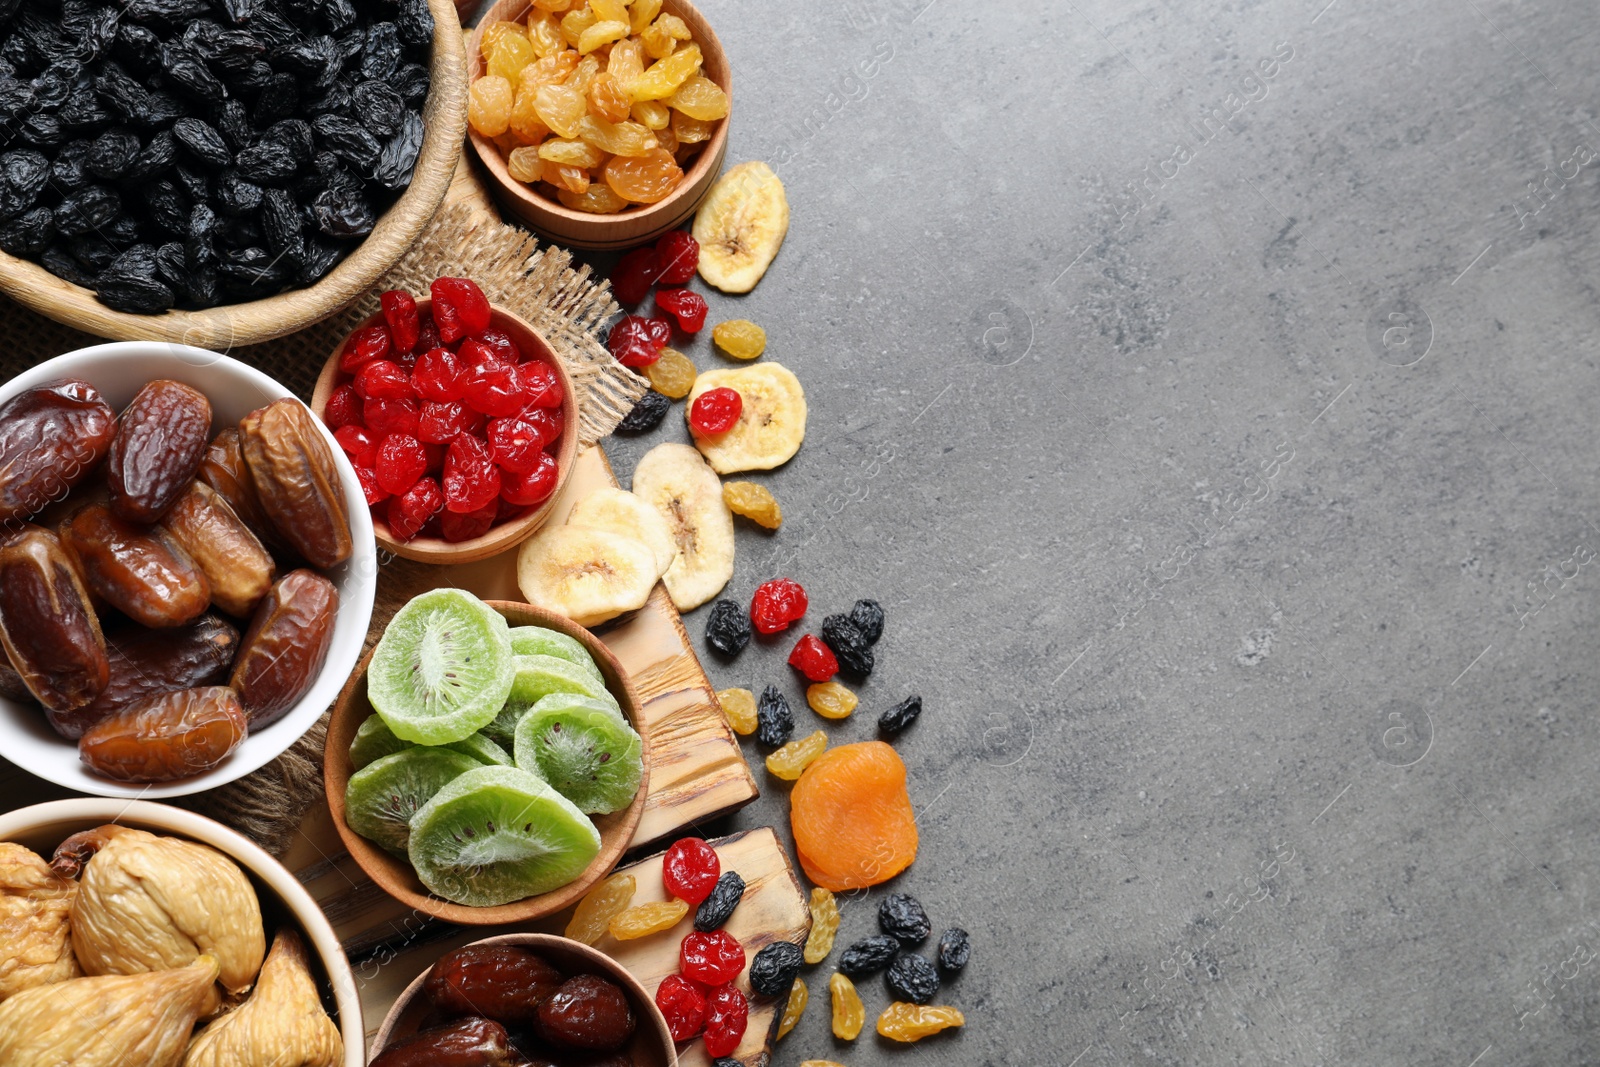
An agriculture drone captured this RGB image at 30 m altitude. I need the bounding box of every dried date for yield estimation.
[534,975,636,1053]
[161,481,275,617]
[0,379,117,525]
[229,568,336,727]
[198,426,289,558]
[0,525,108,713]
[78,685,246,782]
[106,379,212,524]
[424,945,564,1027]
[60,502,211,629]
[48,613,238,740]
[369,1017,516,1067]
[238,398,352,569]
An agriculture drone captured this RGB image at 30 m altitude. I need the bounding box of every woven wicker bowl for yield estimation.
[467,0,730,251]
[0,0,469,349]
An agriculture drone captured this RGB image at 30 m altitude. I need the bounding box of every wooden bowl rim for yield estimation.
[371,932,678,1064]
[465,0,731,229]
[308,298,580,565]
[323,601,651,926]
[0,0,468,349]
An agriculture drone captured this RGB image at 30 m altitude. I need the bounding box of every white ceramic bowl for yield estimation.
[0,799,363,1066]
[0,343,377,798]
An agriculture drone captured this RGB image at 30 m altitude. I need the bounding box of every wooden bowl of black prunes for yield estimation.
[0,0,468,349]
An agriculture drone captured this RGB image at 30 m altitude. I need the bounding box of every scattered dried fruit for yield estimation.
[886,952,940,1004]
[850,598,886,644]
[655,973,707,1041]
[694,161,789,293]
[705,599,752,657]
[838,935,900,978]
[680,929,745,986]
[702,984,747,1058]
[645,347,697,398]
[804,887,840,964]
[806,682,858,721]
[616,390,672,433]
[566,871,637,945]
[791,742,918,891]
[717,687,757,735]
[749,941,804,999]
[766,730,827,780]
[876,1002,964,1042]
[756,684,794,748]
[751,578,807,634]
[878,694,923,735]
[820,613,875,679]
[829,972,865,1040]
[686,363,807,473]
[723,481,782,528]
[608,898,688,940]
[689,386,742,436]
[712,319,767,361]
[788,635,839,683]
[776,977,807,1039]
[663,837,721,905]
[694,870,746,931]
[938,927,971,974]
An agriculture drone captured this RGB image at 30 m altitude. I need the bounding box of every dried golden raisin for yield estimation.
[654,123,679,155]
[591,0,628,22]
[535,83,587,138]
[566,871,636,944]
[567,53,601,94]
[608,898,688,940]
[468,76,514,138]
[543,160,591,193]
[807,681,857,720]
[645,347,696,398]
[718,687,756,735]
[766,730,827,781]
[629,43,701,101]
[643,13,692,59]
[580,115,659,156]
[580,19,628,54]
[533,0,572,9]
[877,1003,964,1042]
[672,110,714,144]
[777,978,807,1040]
[488,32,538,82]
[527,12,565,57]
[830,973,865,1040]
[538,137,606,168]
[723,481,781,529]
[559,6,597,46]
[632,100,669,129]
[480,21,524,58]
[629,0,663,33]
[604,148,682,202]
[558,184,629,213]
[588,72,633,123]
[608,38,646,91]
[805,887,840,964]
[669,75,729,121]
[509,87,552,144]
[712,319,767,360]
[521,50,581,91]
[506,146,543,183]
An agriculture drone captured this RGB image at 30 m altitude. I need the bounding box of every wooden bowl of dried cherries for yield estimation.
[310,276,579,564]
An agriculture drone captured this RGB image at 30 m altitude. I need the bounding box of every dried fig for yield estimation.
[78,686,247,783]
[183,928,343,1067]
[0,379,116,526]
[48,613,240,740]
[239,399,353,569]
[230,569,337,727]
[0,525,108,712]
[0,842,80,1003]
[0,953,219,1067]
[369,1017,518,1067]
[106,379,212,524]
[53,825,265,995]
[60,503,211,629]
[161,481,276,617]
[199,428,293,558]
[424,944,565,1026]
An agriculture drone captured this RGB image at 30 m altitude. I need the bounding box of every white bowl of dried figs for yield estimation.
[0,798,362,1066]
[0,344,377,798]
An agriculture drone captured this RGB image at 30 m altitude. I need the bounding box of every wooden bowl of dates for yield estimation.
[0,798,366,1066]
[310,299,581,564]
[372,933,676,1067]
[467,0,731,251]
[0,343,377,799]
[0,0,468,349]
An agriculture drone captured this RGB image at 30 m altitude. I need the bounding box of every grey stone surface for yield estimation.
[582,0,1600,1063]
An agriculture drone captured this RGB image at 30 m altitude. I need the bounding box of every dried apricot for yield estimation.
[766,730,826,781]
[712,319,766,360]
[644,347,696,398]
[829,972,864,1040]
[789,741,918,891]
[723,481,781,528]
[876,1002,964,1042]
[805,887,840,964]
[607,898,687,940]
[776,977,807,1039]
[565,871,635,944]
[806,681,857,721]
[718,687,756,735]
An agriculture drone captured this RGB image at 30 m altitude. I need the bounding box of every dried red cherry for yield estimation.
[376,434,427,495]
[487,413,553,473]
[655,230,699,285]
[432,277,492,342]
[787,633,838,682]
[356,467,387,506]
[381,290,421,354]
[439,501,497,543]
[334,424,378,468]
[663,837,720,905]
[340,323,392,372]
[750,578,807,635]
[354,359,413,400]
[690,388,742,435]
[443,435,500,514]
[499,452,559,507]
[611,246,657,304]
[656,288,707,332]
[518,360,563,410]
[476,326,521,364]
[364,396,419,438]
[462,359,523,417]
[417,401,472,444]
[323,383,363,430]
[413,347,465,402]
[387,476,443,541]
[702,984,747,1058]
[654,974,706,1042]
[680,930,745,987]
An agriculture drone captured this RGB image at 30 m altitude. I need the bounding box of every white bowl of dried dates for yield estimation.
[0,344,377,798]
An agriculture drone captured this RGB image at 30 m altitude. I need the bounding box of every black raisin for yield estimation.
[235,136,297,182]
[142,180,189,234]
[747,941,804,999]
[124,0,212,24]
[93,61,151,122]
[173,118,231,169]
[838,935,900,977]
[393,62,429,107]
[293,234,345,286]
[219,0,255,25]
[849,599,885,644]
[105,215,143,247]
[219,244,286,288]
[184,263,218,305]
[878,893,931,944]
[173,163,210,204]
[217,98,252,152]
[258,187,303,256]
[755,685,793,748]
[711,1060,740,1067]
[213,171,262,215]
[371,109,423,190]
[878,695,922,736]
[186,202,217,268]
[268,119,315,165]
[160,42,225,100]
[704,599,751,658]
[183,21,263,66]
[42,244,97,287]
[252,71,298,125]
[55,184,121,237]
[272,34,337,84]
[115,22,163,74]
[29,62,77,111]
[69,234,117,271]
[693,871,746,931]
[0,206,53,256]
[0,149,50,217]
[153,240,187,290]
[18,113,65,149]
[616,391,670,434]
[58,88,112,133]
[310,185,372,237]
[937,928,970,974]
[97,270,174,313]
[125,129,177,181]
[350,80,403,138]
[87,128,141,180]
[137,91,191,129]
[820,614,874,678]
[885,953,940,1005]
[359,22,400,81]
[311,113,379,169]
[301,77,350,116]
[395,0,434,47]
[319,0,358,34]
[232,58,273,96]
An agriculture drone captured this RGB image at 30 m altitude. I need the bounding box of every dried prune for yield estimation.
[756,684,793,748]
[748,940,805,999]
[704,598,750,657]
[937,927,970,974]
[839,935,900,977]
[0,525,108,714]
[534,974,636,1052]
[107,379,212,523]
[878,694,923,736]
[850,598,885,643]
[694,870,746,931]
[368,1018,514,1067]
[50,612,238,740]
[161,481,275,617]
[820,613,875,678]
[885,952,940,1005]
[78,685,246,782]
[239,398,353,568]
[229,568,337,727]
[879,893,931,944]
[615,390,670,434]
[424,944,564,1027]
[0,378,116,524]
[61,503,211,629]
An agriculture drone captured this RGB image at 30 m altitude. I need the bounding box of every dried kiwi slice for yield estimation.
[508,626,605,682]
[350,713,512,770]
[408,765,602,907]
[368,589,514,745]
[513,700,643,815]
[345,747,482,856]
[480,654,620,748]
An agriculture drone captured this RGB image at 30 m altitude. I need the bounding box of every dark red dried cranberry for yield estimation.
[663,837,720,905]
[654,230,699,285]
[381,290,420,354]
[689,387,741,435]
[787,634,838,682]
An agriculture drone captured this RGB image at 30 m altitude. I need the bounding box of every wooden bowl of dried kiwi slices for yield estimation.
[466,0,730,250]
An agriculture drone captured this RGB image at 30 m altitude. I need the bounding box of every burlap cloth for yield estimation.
[0,195,648,856]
